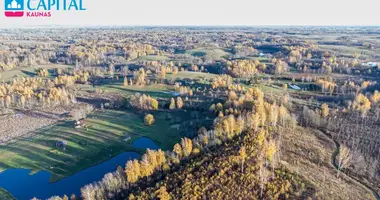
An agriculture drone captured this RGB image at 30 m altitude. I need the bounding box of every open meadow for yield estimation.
[0,109,187,182]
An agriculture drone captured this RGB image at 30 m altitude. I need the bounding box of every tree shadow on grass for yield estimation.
[21,70,36,77]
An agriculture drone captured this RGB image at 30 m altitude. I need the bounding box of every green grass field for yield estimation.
[167,71,218,80]
[185,48,230,60]
[78,78,176,99]
[101,84,175,98]
[1,64,72,82]
[0,109,186,182]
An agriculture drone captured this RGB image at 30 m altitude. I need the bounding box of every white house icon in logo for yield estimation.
[7,0,21,9]
[4,0,24,17]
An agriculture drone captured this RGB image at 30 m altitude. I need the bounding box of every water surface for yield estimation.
[0,137,159,200]
[132,137,159,150]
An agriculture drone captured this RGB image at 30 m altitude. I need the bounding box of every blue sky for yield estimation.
[0,0,379,27]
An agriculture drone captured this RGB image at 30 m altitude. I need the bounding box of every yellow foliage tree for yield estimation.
[266,140,277,162]
[155,186,171,200]
[352,93,371,117]
[169,98,176,110]
[181,138,193,157]
[176,97,183,109]
[321,103,329,118]
[239,146,247,173]
[144,114,155,126]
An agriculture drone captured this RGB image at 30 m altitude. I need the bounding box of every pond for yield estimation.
[132,137,159,150]
[0,137,159,200]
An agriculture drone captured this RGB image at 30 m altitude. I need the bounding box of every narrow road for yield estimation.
[317,129,380,200]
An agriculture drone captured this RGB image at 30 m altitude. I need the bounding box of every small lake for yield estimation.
[132,137,159,150]
[0,137,158,200]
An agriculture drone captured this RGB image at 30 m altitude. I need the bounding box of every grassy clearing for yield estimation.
[100,83,175,98]
[78,78,176,98]
[0,64,72,82]
[0,109,186,182]
[0,188,15,200]
[136,55,170,61]
[185,48,230,60]
[318,45,375,57]
[167,71,218,80]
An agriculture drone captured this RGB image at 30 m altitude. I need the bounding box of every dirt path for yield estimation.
[318,129,380,200]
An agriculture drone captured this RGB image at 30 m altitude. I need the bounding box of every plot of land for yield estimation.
[0,64,72,82]
[0,109,186,182]
[167,71,218,80]
[185,48,230,60]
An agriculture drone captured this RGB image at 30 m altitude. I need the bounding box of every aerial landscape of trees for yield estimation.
[0,26,380,200]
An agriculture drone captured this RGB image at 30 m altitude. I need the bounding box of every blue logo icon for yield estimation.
[4,0,24,17]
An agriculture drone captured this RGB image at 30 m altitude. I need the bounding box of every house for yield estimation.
[289,84,301,90]
[74,118,86,129]
[56,141,68,150]
[362,62,378,67]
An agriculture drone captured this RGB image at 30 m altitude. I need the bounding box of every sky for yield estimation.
[0,0,380,27]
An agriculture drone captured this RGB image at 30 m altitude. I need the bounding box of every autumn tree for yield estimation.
[169,98,176,110]
[129,93,158,110]
[274,60,289,75]
[140,155,154,179]
[155,186,171,200]
[173,143,182,158]
[172,66,179,75]
[125,160,140,183]
[371,90,380,104]
[282,83,288,91]
[151,98,159,110]
[136,68,147,85]
[352,93,371,117]
[266,140,277,163]
[144,114,155,126]
[337,146,352,178]
[239,146,247,173]
[176,97,183,109]
[181,138,193,157]
[123,76,128,87]
[321,103,329,118]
